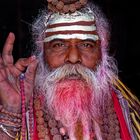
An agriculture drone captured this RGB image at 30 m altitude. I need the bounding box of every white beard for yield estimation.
[34,51,118,140]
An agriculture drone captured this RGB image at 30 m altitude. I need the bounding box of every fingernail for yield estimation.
[9,32,14,37]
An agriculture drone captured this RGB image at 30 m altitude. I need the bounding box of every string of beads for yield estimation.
[0,105,21,139]
[47,0,87,13]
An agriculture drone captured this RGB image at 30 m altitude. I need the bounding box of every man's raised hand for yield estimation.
[0,32,38,113]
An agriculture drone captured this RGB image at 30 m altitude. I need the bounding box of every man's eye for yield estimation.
[53,43,65,48]
[78,43,96,50]
[51,42,67,52]
[82,43,93,48]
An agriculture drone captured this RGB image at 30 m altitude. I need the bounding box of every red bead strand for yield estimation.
[20,73,26,140]
[29,95,34,140]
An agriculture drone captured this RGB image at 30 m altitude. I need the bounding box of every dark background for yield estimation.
[0,0,140,99]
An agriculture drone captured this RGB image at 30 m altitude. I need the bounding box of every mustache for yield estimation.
[45,64,96,84]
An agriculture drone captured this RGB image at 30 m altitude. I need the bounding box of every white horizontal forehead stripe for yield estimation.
[44,34,99,42]
[49,18,94,24]
[45,25,96,32]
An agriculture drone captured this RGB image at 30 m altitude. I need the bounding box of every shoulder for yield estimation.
[112,78,140,140]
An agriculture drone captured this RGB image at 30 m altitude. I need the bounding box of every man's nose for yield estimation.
[64,46,81,64]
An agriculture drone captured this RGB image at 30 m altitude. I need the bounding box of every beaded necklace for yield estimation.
[34,97,70,140]
[33,94,121,140]
[20,78,121,140]
[99,101,121,140]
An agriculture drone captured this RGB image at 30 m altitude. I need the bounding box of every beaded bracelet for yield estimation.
[0,124,18,139]
[0,108,22,131]
[0,119,21,128]
[0,105,21,119]
[0,113,21,123]
[0,123,21,132]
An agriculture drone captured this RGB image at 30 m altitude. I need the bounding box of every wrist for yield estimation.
[2,104,21,114]
[0,105,21,139]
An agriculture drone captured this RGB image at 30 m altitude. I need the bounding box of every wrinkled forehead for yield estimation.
[44,11,99,42]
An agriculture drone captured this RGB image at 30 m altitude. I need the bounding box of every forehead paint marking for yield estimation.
[45,25,96,32]
[44,34,99,42]
[45,30,98,37]
[44,22,99,42]
[46,21,95,28]
[44,11,98,42]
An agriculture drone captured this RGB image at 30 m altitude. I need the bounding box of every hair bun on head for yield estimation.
[47,0,88,13]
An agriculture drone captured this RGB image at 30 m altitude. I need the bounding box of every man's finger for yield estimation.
[12,56,37,77]
[25,58,38,84]
[14,58,31,76]
[15,58,28,71]
[2,32,15,66]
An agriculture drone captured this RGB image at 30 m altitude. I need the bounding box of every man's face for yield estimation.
[36,37,114,137]
[44,38,101,70]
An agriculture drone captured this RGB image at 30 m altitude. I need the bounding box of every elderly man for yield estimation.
[0,0,139,140]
